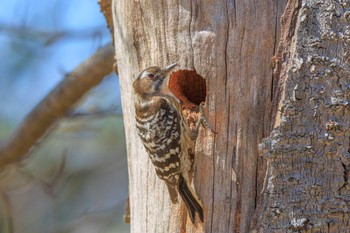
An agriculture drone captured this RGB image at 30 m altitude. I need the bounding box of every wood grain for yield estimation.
[112,1,287,232]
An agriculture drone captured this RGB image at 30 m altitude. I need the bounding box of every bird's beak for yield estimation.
[161,62,178,76]
[159,62,178,100]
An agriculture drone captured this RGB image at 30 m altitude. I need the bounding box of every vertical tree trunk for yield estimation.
[113,1,287,232]
[258,0,350,232]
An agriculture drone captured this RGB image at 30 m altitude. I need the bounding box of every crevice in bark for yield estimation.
[188,1,195,69]
[226,94,233,232]
[211,149,216,233]
[270,1,279,102]
[339,161,349,192]
[256,0,302,231]
[224,2,233,230]
[271,0,302,126]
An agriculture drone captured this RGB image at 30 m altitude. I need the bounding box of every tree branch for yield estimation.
[0,24,107,45]
[0,44,116,169]
[66,108,120,119]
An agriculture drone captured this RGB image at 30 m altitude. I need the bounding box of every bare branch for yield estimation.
[0,44,116,169]
[66,108,121,119]
[0,24,107,45]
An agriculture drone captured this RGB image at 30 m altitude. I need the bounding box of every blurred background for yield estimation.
[0,0,129,232]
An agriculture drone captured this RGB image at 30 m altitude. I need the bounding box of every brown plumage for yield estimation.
[133,63,203,223]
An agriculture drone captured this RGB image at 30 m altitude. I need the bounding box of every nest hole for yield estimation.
[169,70,207,131]
[169,70,206,109]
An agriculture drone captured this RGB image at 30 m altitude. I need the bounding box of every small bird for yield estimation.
[133,63,204,223]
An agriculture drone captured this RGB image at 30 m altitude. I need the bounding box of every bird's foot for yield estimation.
[193,102,217,138]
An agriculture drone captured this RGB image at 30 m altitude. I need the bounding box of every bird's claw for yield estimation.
[195,102,217,135]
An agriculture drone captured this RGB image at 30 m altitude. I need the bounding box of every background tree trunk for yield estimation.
[259,0,350,232]
[112,1,288,232]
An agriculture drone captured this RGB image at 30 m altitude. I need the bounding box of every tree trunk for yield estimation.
[110,0,350,232]
[113,0,287,232]
[258,0,350,232]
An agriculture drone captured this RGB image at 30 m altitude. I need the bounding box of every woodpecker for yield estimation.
[133,63,204,223]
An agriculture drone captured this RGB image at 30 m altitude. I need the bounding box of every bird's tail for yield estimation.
[178,175,204,223]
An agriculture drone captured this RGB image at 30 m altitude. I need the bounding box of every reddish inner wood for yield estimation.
[168,70,206,110]
[168,70,206,131]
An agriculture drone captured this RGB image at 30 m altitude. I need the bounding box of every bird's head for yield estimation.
[133,63,177,101]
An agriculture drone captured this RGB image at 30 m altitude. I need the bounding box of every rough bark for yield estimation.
[112,1,287,232]
[259,0,350,232]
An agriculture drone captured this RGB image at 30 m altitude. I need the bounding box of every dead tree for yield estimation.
[112,0,350,232]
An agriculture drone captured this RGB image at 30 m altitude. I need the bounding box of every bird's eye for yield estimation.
[148,74,155,78]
